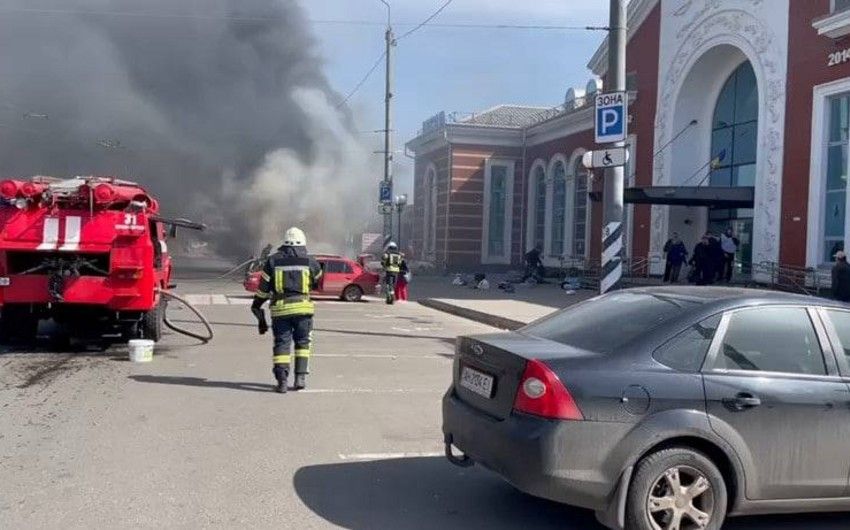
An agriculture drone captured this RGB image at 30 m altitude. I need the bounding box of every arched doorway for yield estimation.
[526,162,547,251]
[661,45,759,272]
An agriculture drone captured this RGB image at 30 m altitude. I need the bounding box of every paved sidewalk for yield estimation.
[411,276,596,330]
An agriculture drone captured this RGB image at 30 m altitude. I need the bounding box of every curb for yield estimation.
[419,299,526,331]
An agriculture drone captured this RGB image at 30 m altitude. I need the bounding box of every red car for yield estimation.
[243,254,378,302]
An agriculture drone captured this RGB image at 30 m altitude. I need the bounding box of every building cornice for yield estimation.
[525,106,594,146]
[588,0,659,76]
[813,8,850,39]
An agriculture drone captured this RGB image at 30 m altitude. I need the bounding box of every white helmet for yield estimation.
[282,227,307,247]
[385,241,398,251]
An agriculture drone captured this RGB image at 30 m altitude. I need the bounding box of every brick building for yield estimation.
[406,0,850,277]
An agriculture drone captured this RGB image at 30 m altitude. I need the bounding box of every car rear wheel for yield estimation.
[626,447,727,530]
[341,285,363,302]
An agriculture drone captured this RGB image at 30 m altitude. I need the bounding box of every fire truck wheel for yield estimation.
[141,300,164,342]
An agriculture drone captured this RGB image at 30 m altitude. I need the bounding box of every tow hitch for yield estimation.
[444,433,473,468]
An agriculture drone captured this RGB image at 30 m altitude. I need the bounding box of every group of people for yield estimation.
[663,228,740,285]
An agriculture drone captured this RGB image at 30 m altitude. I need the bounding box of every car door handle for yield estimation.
[722,393,762,411]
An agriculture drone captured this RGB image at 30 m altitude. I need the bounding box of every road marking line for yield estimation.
[338,452,443,461]
[299,388,439,394]
[210,294,229,305]
[312,354,447,360]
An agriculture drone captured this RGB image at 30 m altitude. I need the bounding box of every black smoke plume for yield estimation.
[0,0,377,257]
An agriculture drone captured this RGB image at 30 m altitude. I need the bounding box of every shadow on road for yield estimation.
[293,457,849,530]
[293,456,601,530]
[128,375,275,393]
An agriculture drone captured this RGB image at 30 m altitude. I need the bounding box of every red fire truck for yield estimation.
[0,176,199,343]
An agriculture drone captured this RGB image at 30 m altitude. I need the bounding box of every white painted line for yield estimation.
[210,294,229,305]
[59,216,81,251]
[227,297,253,305]
[37,217,60,250]
[299,388,439,394]
[338,452,443,461]
[312,354,447,360]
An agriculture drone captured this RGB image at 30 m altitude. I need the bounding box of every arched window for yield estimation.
[710,61,758,187]
[531,165,546,249]
[709,61,757,268]
[572,157,589,258]
[550,161,567,257]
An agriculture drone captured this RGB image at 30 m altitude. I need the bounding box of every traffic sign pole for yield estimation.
[600,0,627,295]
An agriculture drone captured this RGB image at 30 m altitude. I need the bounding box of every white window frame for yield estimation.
[568,148,590,261]
[482,158,516,265]
[814,1,850,38]
[546,154,569,266]
[526,159,548,253]
[807,78,850,269]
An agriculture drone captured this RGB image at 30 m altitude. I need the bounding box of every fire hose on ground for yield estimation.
[160,290,214,343]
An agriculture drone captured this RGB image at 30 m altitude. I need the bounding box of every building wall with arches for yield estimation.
[407,0,850,274]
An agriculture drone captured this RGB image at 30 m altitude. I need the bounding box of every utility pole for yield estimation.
[600,0,627,294]
[381,1,396,247]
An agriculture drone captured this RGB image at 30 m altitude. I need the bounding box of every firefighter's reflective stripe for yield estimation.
[302,269,310,293]
[275,267,285,292]
[273,354,291,364]
[294,348,310,359]
[383,252,402,273]
[254,290,270,299]
[271,299,314,318]
[260,272,271,282]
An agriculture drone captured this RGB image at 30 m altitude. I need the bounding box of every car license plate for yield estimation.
[460,366,494,399]
[0,277,9,287]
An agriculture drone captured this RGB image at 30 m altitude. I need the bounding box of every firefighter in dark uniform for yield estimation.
[381,242,403,301]
[251,227,323,393]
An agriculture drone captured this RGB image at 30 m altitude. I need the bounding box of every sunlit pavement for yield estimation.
[0,279,846,529]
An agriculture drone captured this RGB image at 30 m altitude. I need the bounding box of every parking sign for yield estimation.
[379,182,392,204]
[595,91,628,144]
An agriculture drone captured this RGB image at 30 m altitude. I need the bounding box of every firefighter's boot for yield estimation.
[294,373,306,390]
[273,365,289,394]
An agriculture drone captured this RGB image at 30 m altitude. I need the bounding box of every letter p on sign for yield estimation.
[595,91,628,144]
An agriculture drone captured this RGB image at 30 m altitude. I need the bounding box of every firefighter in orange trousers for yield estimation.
[251,227,322,393]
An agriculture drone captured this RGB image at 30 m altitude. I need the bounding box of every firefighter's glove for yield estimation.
[251,305,269,335]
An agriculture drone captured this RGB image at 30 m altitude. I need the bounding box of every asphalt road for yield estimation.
[0,279,847,529]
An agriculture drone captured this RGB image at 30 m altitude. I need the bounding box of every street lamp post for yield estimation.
[394,193,408,250]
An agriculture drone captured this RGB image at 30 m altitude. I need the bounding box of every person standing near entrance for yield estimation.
[832,251,850,303]
[663,233,688,283]
[720,228,740,283]
[690,235,715,286]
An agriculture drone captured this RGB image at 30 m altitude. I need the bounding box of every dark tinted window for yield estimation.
[712,307,826,375]
[324,260,347,274]
[523,292,699,353]
[653,314,722,372]
[825,309,850,358]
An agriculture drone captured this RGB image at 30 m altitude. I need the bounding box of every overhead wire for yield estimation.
[336,51,387,109]
[397,0,454,41]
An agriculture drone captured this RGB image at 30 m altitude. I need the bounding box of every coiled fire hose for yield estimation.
[160,290,214,343]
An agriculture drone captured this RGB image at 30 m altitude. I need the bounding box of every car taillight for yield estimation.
[513,359,583,421]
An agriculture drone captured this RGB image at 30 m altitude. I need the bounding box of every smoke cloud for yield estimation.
[0,0,378,258]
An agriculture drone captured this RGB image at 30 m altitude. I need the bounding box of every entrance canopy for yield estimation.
[624,186,755,208]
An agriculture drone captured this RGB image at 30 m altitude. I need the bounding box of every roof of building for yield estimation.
[458,104,552,128]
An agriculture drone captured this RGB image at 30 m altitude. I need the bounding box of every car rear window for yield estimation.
[523,292,700,354]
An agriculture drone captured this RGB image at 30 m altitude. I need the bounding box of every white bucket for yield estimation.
[128,339,155,363]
